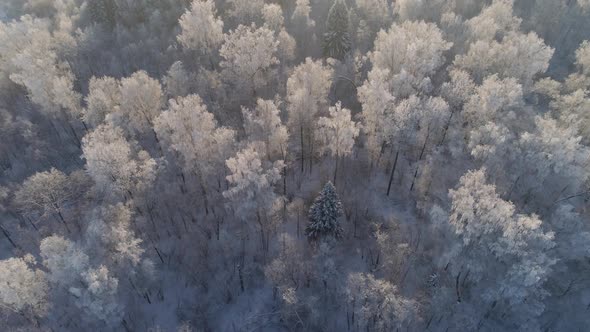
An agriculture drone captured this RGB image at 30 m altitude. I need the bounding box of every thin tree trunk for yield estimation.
[333,154,339,185]
[216,217,221,241]
[68,122,82,148]
[309,133,314,174]
[196,172,209,216]
[0,224,17,249]
[387,151,399,196]
[26,216,39,232]
[410,128,431,192]
[49,119,64,143]
[300,126,305,173]
[56,209,71,233]
[256,211,266,253]
[439,109,455,146]
[372,141,386,172]
[153,128,164,157]
[283,165,287,196]
[154,247,165,263]
[455,271,462,303]
[238,263,245,293]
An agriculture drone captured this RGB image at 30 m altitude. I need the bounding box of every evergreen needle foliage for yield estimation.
[323,0,351,60]
[306,182,344,241]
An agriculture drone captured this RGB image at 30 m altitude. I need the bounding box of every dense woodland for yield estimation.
[0,0,590,331]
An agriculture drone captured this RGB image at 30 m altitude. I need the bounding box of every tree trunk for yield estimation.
[216,217,221,241]
[455,271,462,303]
[300,126,305,173]
[386,151,399,196]
[439,109,455,146]
[49,119,64,143]
[68,122,82,148]
[256,211,267,253]
[372,140,386,172]
[283,165,287,196]
[0,224,17,249]
[56,208,71,233]
[154,246,165,263]
[238,263,245,293]
[309,133,314,173]
[410,128,431,192]
[296,210,300,239]
[197,173,209,216]
[152,128,164,157]
[333,154,339,185]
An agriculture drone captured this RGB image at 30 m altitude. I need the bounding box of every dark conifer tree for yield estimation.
[306,182,344,241]
[323,0,351,60]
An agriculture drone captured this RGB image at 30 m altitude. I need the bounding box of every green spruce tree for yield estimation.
[323,0,351,60]
[306,182,344,241]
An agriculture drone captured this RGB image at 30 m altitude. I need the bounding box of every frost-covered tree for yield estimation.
[392,0,457,22]
[277,29,297,64]
[0,15,81,120]
[262,4,284,32]
[396,95,450,150]
[373,95,449,194]
[447,169,556,330]
[467,121,518,181]
[265,234,316,326]
[465,0,521,42]
[0,109,39,174]
[564,40,590,92]
[14,168,87,233]
[226,0,264,25]
[317,102,360,183]
[361,78,452,192]
[579,0,590,11]
[370,21,452,98]
[82,123,157,201]
[549,89,590,143]
[265,233,308,290]
[358,67,395,164]
[354,0,391,30]
[463,74,524,129]
[323,0,351,61]
[455,31,554,90]
[40,235,89,286]
[439,69,476,145]
[0,255,48,318]
[163,61,191,98]
[575,40,590,76]
[223,145,284,213]
[177,0,224,54]
[116,71,163,135]
[223,144,284,252]
[516,116,590,203]
[286,58,333,172]
[70,265,122,326]
[440,69,476,110]
[86,203,145,268]
[220,24,279,94]
[305,182,343,241]
[242,98,288,161]
[84,76,120,128]
[154,94,235,214]
[346,273,418,331]
[291,0,315,28]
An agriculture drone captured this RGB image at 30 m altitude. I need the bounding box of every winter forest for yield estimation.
[1,0,590,331]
